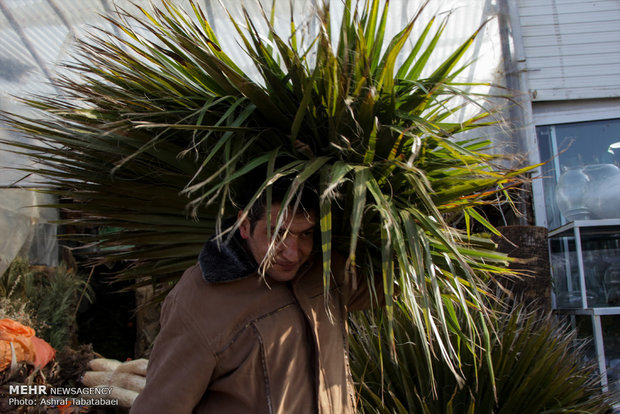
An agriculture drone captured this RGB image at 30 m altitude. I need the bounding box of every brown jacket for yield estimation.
[130,232,376,414]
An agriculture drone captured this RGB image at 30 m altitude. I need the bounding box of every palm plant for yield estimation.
[350,303,617,413]
[2,0,533,382]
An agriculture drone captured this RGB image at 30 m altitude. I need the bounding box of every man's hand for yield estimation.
[81,358,148,408]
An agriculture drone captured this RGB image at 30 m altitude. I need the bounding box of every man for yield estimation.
[130,179,379,413]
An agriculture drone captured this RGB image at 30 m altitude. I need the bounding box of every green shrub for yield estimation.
[0,257,92,349]
[350,304,618,413]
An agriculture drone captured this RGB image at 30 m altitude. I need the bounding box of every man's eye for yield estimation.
[301,230,314,239]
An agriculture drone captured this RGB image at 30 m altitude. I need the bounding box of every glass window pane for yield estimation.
[537,118,620,229]
[575,315,620,392]
[551,229,620,309]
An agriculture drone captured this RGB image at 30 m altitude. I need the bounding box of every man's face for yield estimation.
[239,203,316,282]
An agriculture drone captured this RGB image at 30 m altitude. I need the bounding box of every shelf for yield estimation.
[547,221,620,391]
[555,307,620,316]
[549,219,620,238]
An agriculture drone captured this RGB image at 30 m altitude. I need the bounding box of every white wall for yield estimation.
[516,0,620,101]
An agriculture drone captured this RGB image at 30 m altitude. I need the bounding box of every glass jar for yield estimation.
[555,167,591,221]
[583,163,620,219]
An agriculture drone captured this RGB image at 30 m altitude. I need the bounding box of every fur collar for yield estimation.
[198,224,258,283]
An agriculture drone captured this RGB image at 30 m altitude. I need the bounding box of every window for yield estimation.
[537,118,620,230]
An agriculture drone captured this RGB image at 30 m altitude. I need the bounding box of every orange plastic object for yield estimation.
[0,319,55,371]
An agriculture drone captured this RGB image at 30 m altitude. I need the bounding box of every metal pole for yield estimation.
[592,314,609,391]
[575,225,588,308]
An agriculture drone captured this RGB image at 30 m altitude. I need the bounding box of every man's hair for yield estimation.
[237,164,319,233]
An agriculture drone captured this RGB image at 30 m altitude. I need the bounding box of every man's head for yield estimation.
[237,176,318,282]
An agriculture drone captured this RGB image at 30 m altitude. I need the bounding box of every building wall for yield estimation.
[507,0,620,227]
[510,0,620,390]
[517,0,620,102]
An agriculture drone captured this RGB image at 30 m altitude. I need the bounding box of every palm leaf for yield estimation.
[2,0,535,390]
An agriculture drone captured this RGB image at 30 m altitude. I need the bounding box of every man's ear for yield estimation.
[238,210,250,240]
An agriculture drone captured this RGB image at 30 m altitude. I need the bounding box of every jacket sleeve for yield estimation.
[130,290,216,414]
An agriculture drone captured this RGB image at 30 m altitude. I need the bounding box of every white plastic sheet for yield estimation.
[0,188,58,276]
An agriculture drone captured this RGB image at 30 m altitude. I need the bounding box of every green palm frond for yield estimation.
[2,0,534,385]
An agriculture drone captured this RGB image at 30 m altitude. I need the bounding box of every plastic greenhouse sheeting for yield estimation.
[0,189,58,276]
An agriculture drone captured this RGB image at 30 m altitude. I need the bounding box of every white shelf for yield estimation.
[549,219,620,237]
[555,307,620,316]
[548,220,620,392]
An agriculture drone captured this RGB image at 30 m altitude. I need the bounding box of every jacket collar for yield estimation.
[198,219,318,285]
[198,223,258,284]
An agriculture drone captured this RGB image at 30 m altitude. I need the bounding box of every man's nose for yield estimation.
[280,236,300,262]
